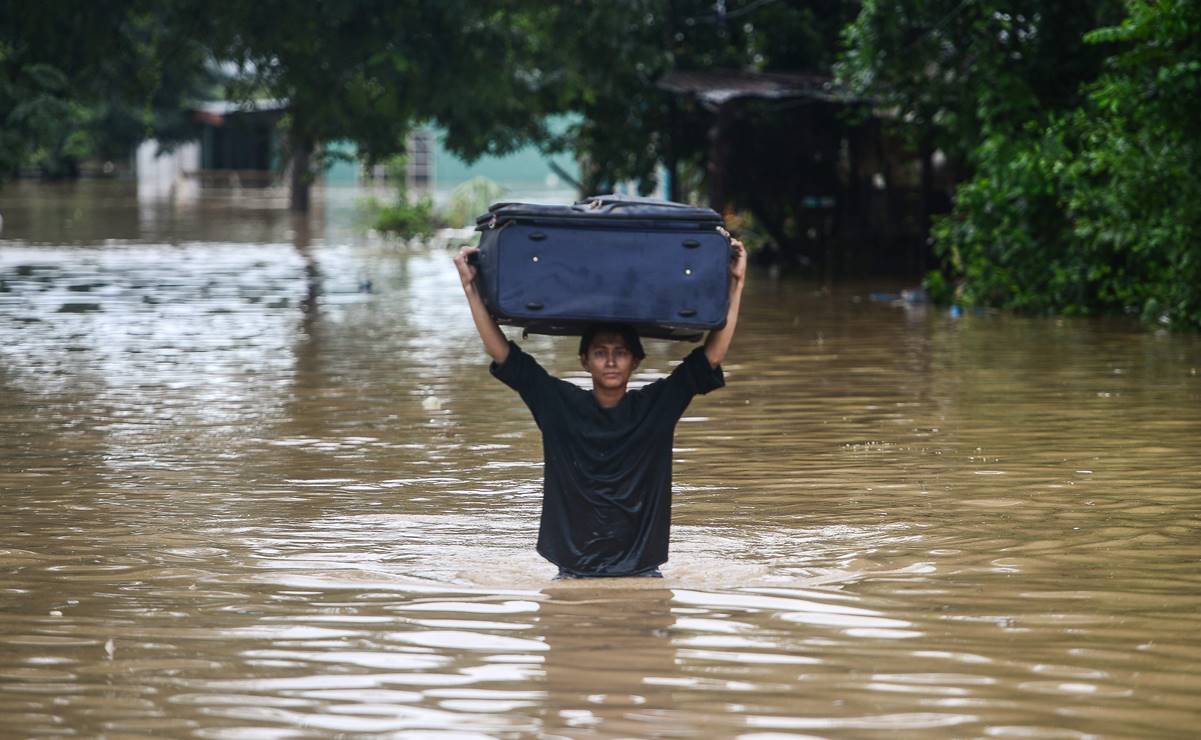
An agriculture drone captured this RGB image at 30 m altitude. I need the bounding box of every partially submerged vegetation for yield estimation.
[362,168,506,242]
[841,0,1201,329]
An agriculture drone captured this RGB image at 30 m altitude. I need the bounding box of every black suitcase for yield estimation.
[472,194,731,341]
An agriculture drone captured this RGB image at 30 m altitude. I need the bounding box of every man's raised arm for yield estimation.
[454,246,510,364]
[704,238,747,368]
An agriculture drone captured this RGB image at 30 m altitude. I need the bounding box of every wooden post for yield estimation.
[707,101,733,214]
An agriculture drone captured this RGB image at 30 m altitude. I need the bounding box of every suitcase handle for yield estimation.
[466,251,480,266]
[678,308,697,317]
[526,301,544,311]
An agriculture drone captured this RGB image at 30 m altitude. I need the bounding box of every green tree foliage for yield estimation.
[0,1,212,180]
[206,0,563,211]
[3,1,856,218]
[2,1,566,208]
[839,0,1123,159]
[842,0,1200,329]
[533,0,855,195]
[7,0,1195,330]
[211,0,856,215]
[933,0,1201,329]
[931,124,1080,311]
[1068,0,1201,328]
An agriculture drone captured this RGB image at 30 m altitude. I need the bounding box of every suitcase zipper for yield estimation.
[491,215,721,230]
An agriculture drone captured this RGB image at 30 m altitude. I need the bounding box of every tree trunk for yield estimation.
[666,96,680,203]
[289,133,314,213]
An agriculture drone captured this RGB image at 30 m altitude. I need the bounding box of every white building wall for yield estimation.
[136,140,200,201]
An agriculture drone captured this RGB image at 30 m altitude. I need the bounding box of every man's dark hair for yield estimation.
[578,324,645,360]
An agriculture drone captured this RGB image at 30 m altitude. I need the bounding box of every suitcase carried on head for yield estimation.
[472,194,731,342]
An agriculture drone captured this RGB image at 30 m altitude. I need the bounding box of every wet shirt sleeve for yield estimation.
[489,340,555,418]
[671,345,725,397]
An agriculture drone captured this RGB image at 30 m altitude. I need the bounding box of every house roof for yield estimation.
[194,99,288,116]
[657,69,856,106]
[191,99,288,126]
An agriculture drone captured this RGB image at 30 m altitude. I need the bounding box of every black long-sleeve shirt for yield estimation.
[490,341,724,576]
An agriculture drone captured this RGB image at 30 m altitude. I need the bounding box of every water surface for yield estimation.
[2,181,1200,737]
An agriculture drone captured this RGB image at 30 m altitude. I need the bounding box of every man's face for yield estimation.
[580,332,640,391]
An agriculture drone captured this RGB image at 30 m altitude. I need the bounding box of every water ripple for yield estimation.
[2,184,1200,736]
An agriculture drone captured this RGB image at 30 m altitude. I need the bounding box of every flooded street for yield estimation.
[2,181,1200,737]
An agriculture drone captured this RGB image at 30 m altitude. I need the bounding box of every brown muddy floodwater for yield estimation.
[1,181,1200,738]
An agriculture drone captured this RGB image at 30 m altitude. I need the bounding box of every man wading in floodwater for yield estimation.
[454,239,746,578]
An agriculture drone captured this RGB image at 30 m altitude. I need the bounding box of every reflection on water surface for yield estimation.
[1,181,1200,736]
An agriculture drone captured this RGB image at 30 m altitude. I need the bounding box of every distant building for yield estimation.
[136,99,286,199]
[658,68,954,277]
[137,102,579,206]
[191,100,286,178]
